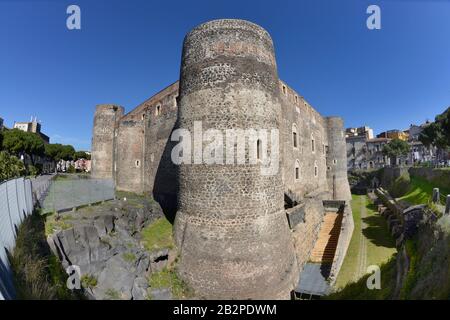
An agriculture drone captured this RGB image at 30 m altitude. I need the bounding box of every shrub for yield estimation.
[27,164,39,177]
[0,151,26,182]
[81,274,98,289]
[67,165,76,173]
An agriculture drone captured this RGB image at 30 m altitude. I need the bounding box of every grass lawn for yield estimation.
[141,217,174,251]
[334,194,396,289]
[334,194,361,288]
[398,175,450,206]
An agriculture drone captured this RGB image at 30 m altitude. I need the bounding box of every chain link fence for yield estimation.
[41,176,115,214]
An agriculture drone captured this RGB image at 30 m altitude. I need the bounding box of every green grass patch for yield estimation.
[122,252,137,264]
[9,212,82,299]
[327,258,397,300]
[399,239,419,299]
[334,194,362,288]
[44,213,72,236]
[398,176,450,206]
[141,217,174,251]
[81,274,98,289]
[148,267,192,299]
[334,194,396,289]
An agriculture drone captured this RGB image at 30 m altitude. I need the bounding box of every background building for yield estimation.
[13,117,50,143]
[376,129,409,141]
[346,122,440,171]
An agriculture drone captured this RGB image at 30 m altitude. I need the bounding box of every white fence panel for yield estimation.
[6,180,21,229]
[0,183,14,251]
[0,177,35,300]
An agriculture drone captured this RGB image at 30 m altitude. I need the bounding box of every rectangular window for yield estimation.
[311,139,315,152]
[293,132,297,148]
[295,167,299,180]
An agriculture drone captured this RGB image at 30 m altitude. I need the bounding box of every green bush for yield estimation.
[27,164,39,176]
[0,151,26,182]
[67,165,76,173]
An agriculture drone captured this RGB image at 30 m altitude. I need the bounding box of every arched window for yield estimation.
[155,104,161,116]
[295,160,300,180]
[135,160,140,168]
[292,124,298,148]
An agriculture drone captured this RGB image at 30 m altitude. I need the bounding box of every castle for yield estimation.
[91,19,353,299]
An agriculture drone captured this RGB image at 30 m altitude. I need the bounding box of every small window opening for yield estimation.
[257,139,262,160]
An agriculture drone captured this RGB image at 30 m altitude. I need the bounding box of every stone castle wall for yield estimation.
[90,19,353,299]
[173,19,298,299]
[91,104,124,179]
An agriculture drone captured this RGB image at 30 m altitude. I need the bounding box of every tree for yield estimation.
[0,151,26,182]
[44,143,75,161]
[2,129,45,165]
[382,138,410,167]
[74,151,91,160]
[419,107,450,149]
[60,145,75,160]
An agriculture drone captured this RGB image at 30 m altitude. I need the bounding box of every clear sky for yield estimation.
[1,0,449,150]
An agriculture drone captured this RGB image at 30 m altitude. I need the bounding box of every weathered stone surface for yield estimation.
[149,288,172,300]
[149,249,169,272]
[47,197,166,300]
[93,215,115,237]
[93,254,136,300]
[131,277,149,300]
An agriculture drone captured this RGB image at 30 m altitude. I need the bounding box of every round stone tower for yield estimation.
[326,116,352,201]
[91,104,124,179]
[173,19,298,299]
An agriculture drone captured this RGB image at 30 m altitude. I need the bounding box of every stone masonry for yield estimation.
[91,19,352,299]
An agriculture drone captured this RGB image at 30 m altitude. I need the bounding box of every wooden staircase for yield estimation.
[310,212,343,264]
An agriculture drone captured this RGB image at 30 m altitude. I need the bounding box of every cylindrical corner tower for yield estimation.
[326,117,352,201]
[174,19,298,299]
[91,104,124,179]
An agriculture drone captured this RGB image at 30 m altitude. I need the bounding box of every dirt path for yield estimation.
[355,196,368,281]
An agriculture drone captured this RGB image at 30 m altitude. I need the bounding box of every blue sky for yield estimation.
[1,0,449,150]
